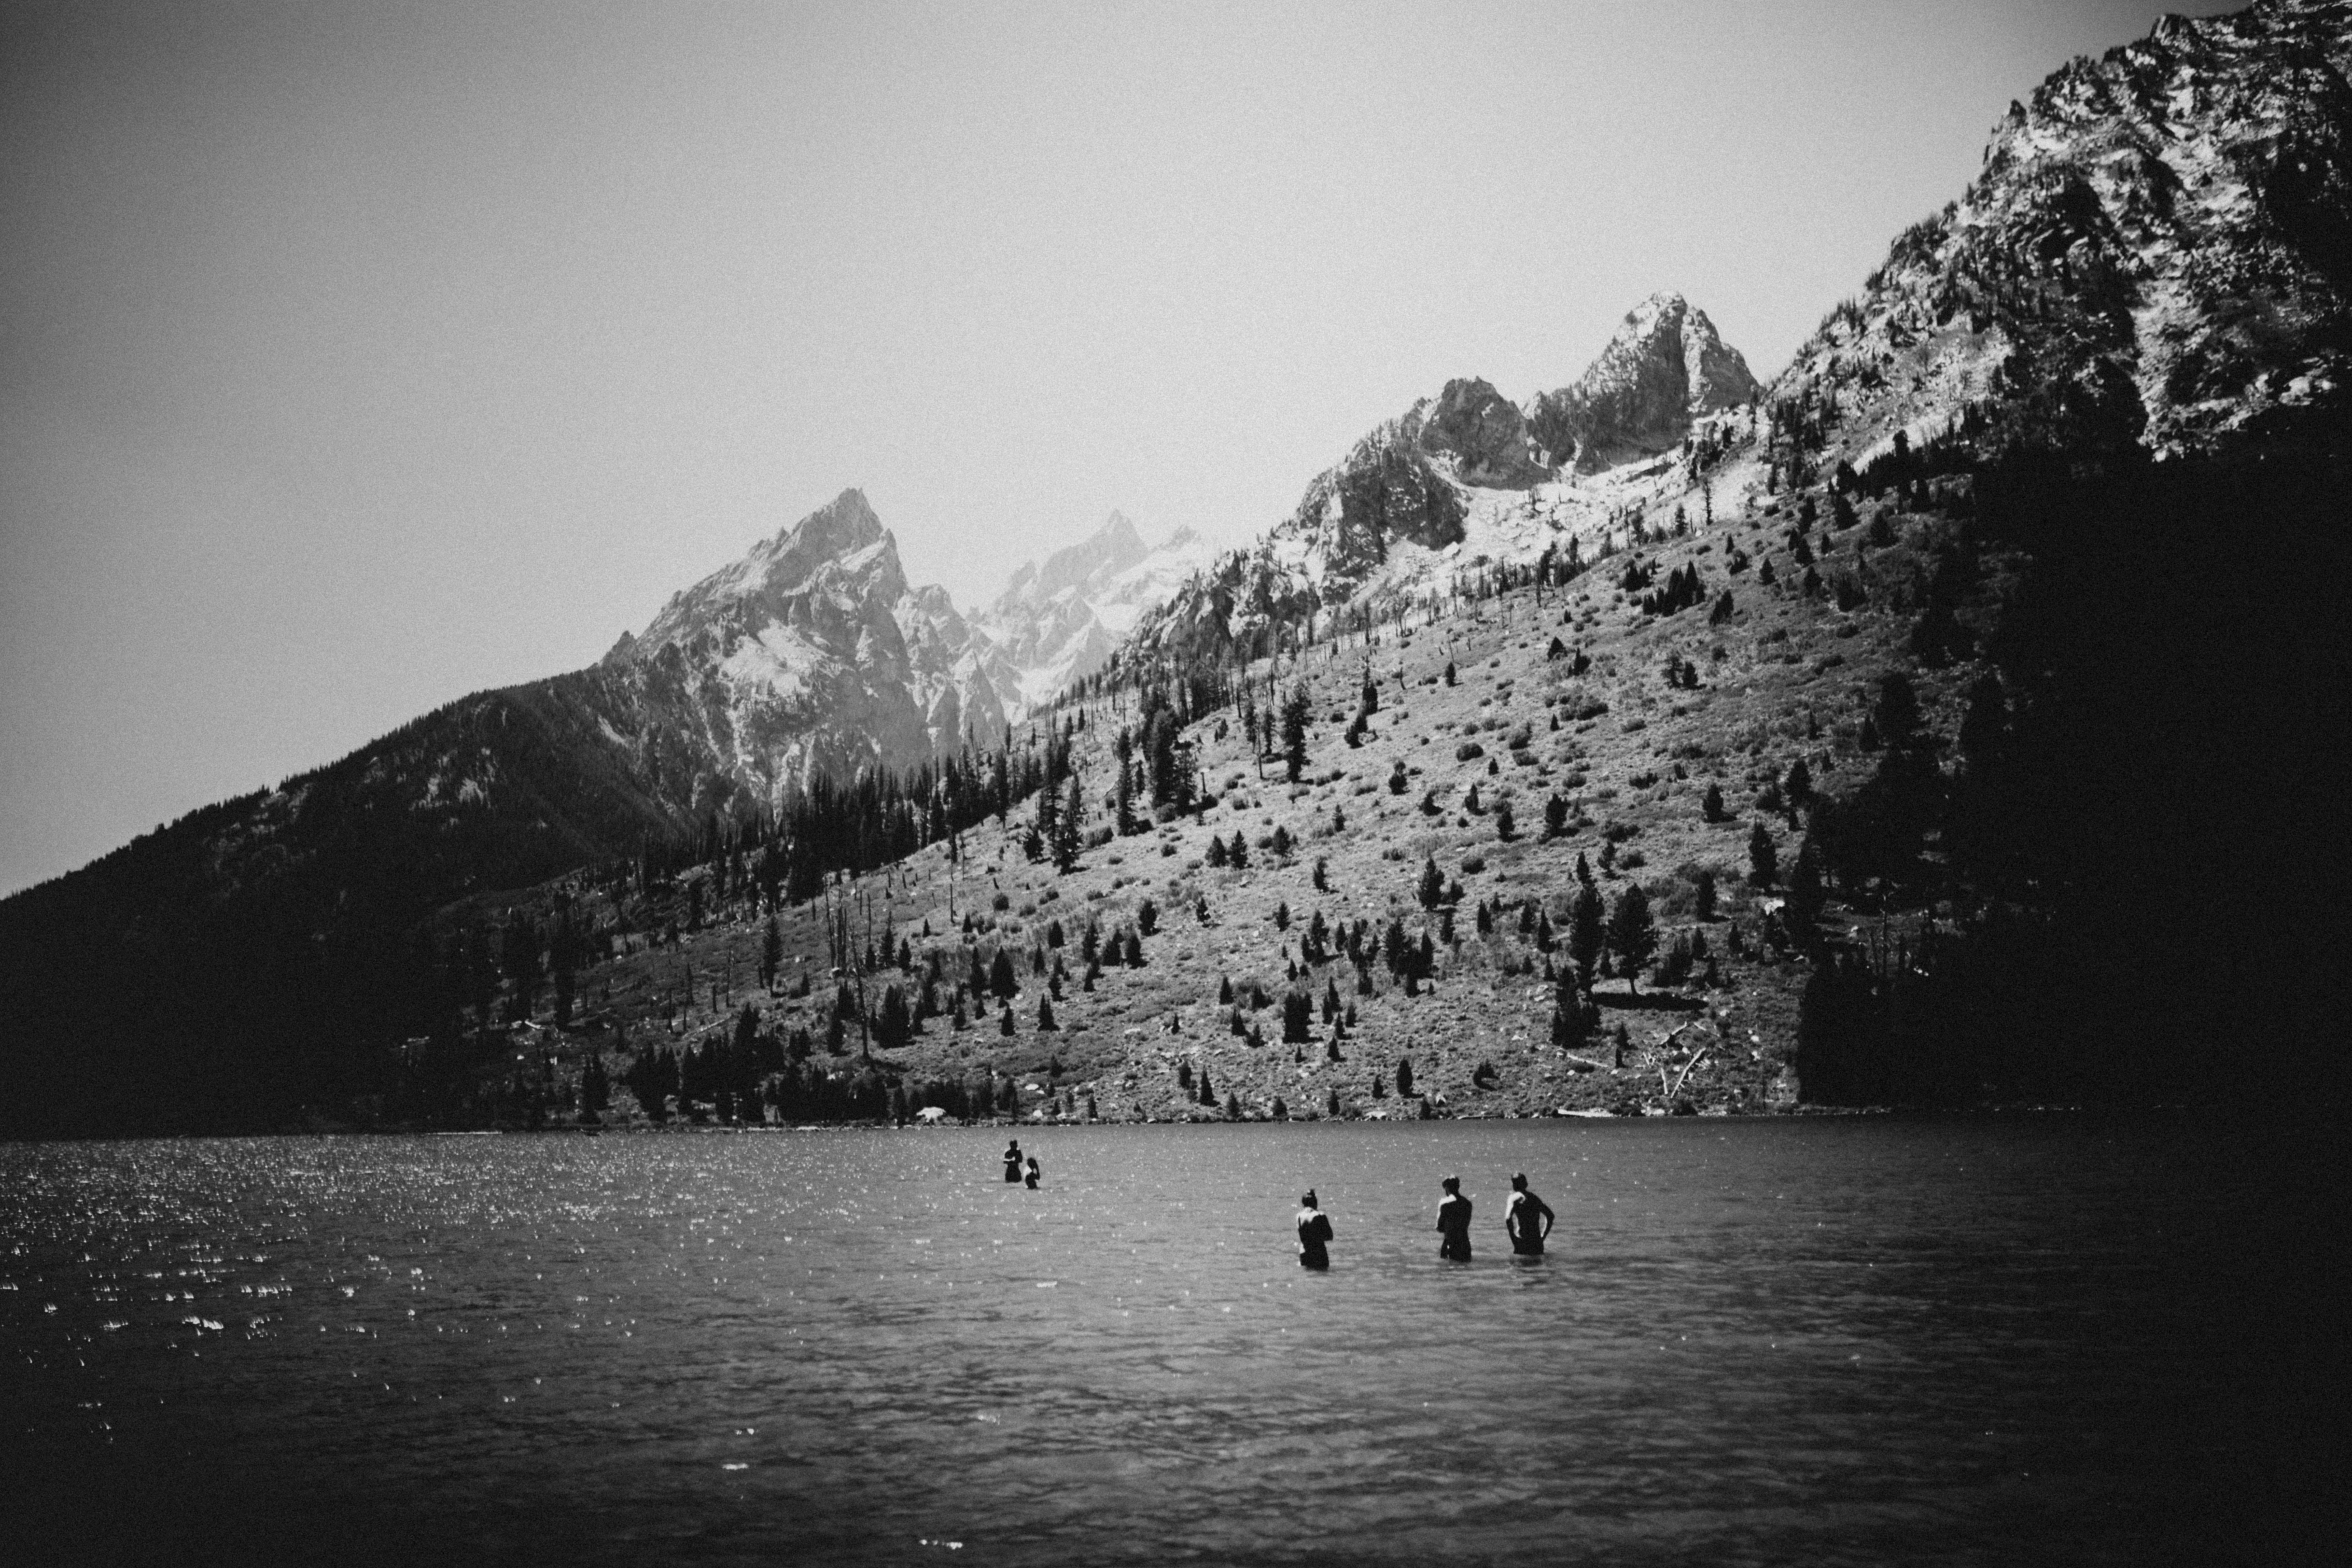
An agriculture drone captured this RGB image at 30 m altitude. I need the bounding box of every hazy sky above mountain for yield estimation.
[0,0,2234,894]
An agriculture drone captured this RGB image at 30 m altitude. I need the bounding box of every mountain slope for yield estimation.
[4,0,2344,1138]
[1126,300,1760,672]
[1763,0,2351,479]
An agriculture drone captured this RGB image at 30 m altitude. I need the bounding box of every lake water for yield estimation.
[0,1117,2320,1565]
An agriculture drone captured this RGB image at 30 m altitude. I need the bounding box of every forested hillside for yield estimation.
[2,0,2343,1136]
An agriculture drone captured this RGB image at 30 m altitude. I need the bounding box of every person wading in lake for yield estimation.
[1504,1172,1554,1257]
[1436,1176,1474,1262]
[1024,1155,1041,1190]
[1003,1139,1023,1183]
[1295,1190,1333,1269]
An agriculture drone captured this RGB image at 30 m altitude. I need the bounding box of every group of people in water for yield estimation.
[1297,1174,1553,1268]
[997,1141,1555,1268]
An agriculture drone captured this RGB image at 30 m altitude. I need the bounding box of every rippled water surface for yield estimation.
[0,1118,2310,1564]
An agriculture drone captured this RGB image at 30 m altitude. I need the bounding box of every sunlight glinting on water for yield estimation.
[2,1120,2253,1565]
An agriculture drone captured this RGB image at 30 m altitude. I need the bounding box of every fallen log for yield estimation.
[1667,1046,1712,1102]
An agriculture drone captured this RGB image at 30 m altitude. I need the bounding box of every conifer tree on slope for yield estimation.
[1607,884,1658,995]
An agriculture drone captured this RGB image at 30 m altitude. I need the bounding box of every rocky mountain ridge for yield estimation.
[1127,290,1762,671]
[1132,0,2351,677]
[1765,0,2350,478]
[621,494,1212,777]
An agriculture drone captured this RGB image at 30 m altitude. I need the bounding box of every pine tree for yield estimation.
[1396,1057,1414,1097]
[1282,990,1312,1043]
[1702,781,1726,822]
[1034,770,1059,856]
[1281,682,1310,782]
[1607,884,1658,995]
[1114,731,1141,836]
[1568,883,1605,988]
[1417,855,1445,910]
[875,985,911,1051]
[1544,793,1568,839]
[1785,757,1814,810]
[1052,774,1084,872]
[1748,821,1778,887]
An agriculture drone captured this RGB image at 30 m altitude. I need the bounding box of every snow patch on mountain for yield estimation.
[1125,296,1764,667]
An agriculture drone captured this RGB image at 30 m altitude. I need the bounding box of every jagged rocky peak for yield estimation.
[635,487,907,655]
[1526,292,1760,472]
[1772,0,2351,467]
[1410,378,1551,490]
[974,511,1212,710]
[609,485,933,790]
[996,511,1152,614]
[1288,417,1470,583]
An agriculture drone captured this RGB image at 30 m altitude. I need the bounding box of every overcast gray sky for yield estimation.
[1,0,2230,895]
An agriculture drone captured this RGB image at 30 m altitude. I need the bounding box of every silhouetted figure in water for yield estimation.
[1295,1190,1333,1269]
[1505,1172,1554,1257]
[1024,1156,1041,1190]
[1436,1176,1473,1262]
[1003,1140,1023,1183]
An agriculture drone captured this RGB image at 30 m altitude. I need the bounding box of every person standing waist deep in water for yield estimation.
[1295,1190,1333,1269]
[1436,1176,1473,1262]
[1024,1155,1041,1190]
[1505,1172,1554,1256]
[1003,1140,1022,1183]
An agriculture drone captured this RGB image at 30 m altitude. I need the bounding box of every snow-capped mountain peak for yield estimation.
[970,512,1213,712]
[994,510,1151,615]
[636,488,906,656]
